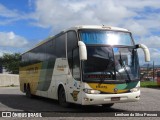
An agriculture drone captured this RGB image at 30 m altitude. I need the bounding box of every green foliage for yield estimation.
[0,53,21,74]
[141,81,159,88]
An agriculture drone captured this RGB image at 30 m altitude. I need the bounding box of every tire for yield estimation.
[26,85,33,98]
[58,87,69,107]
[24,84,26,93]
[102,103,114,108]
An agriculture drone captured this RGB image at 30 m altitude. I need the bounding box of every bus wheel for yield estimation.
[102,103,114,108]
[58,87,69,107]
[26,85,32,98]
[24,84,26,93]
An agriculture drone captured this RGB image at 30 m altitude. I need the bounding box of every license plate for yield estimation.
[111,97,120,101]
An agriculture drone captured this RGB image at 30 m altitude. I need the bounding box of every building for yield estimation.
[140,64,160,81]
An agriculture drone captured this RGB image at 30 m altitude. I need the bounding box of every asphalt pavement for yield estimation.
[0,87,159,120]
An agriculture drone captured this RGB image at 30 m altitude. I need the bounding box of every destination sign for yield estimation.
[85,74,112,79]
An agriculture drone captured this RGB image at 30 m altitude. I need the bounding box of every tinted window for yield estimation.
[56,34,66,57]
[22,54,26,62]
[73,48,80,80]
[33,47,40,62]
[46,40,56,61]
[26,53,29,62]
[67,31,78,70]
[67,31,77,54]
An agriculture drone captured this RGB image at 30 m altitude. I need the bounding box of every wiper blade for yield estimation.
[100,52,114,83]
[119,51,131,82]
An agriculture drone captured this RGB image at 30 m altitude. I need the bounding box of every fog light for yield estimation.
[136,95,140,98]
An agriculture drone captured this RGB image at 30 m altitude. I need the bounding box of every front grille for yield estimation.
[100,90,130,94]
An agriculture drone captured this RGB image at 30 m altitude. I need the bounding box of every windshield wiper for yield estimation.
[119,51,131,82]
[100,52,115,83]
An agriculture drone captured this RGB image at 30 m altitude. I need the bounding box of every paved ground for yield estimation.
[0,87,159,120]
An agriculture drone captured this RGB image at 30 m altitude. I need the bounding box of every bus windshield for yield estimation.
[82,46,139,82]
[79,30,139,83]
[79,30,133,46]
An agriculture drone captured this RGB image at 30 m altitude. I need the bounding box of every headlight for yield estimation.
[130,87,140,92]
[83,89,100,94]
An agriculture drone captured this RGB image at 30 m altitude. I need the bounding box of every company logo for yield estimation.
[114,88,118,93]
[1,112,42,117]
[70,91,79,101]
[57,65,67,71]
[2,112,11,117]
[96,84,107,89]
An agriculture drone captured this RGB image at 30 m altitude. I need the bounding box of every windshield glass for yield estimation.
[114,47,139,81]
[79,30,133,46]
[82,46,139,82]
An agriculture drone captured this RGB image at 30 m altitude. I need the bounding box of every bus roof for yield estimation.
[22,25,129,55]
[66,25,129,32]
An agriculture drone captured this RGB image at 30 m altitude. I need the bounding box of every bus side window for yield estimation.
[56,34,66,58]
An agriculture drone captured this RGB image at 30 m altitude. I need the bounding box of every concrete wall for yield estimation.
[0,74,19,86]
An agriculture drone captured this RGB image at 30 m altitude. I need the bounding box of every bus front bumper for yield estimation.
[82,90,140,105]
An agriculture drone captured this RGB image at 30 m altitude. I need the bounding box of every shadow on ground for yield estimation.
[0,94,126,114]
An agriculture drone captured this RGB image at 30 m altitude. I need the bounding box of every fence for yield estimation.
[0,74,19,86]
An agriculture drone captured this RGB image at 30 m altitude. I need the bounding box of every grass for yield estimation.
[141,81,160,88]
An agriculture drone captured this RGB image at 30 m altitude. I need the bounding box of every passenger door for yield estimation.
[66,31,82,104]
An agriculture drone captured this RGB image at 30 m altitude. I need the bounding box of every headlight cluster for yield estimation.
[130,87,140,92]
[83,89,101,94]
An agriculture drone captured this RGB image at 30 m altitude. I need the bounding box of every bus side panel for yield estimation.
[19,67,27,92]
[47,58,68,99]
[19,63,42,94]
[35,58,68,99]
[47,58,82,105]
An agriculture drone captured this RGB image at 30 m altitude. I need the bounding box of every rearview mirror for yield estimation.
[78,41,87,60]
[136,44,150,62]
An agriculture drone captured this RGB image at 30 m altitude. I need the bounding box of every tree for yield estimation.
[1,53,21,74]
[0,57,2,73]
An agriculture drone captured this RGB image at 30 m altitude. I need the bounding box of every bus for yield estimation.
[19,25,150,107]
[156,71,160,86]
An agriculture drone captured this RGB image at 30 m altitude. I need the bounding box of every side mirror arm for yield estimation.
[78,41,87,60]
[136,44,150,62]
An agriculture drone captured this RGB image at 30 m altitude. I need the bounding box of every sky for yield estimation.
[0,0,160,65]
